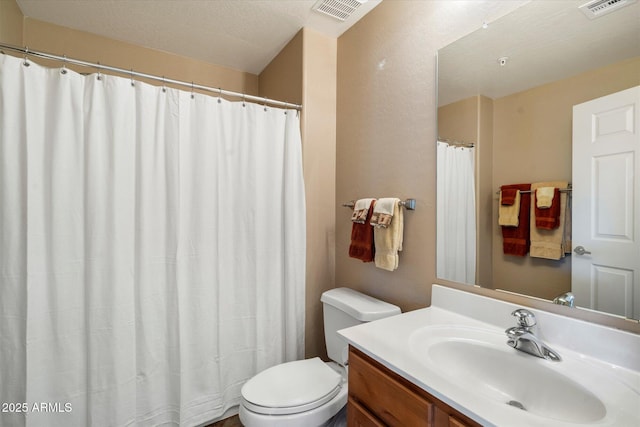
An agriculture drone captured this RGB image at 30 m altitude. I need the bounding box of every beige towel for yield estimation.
[351,198,376,224]
[370,198,396,228]
[536,187,555,208]
[530,181,569,260]
[374,199,403,271]
[498,190,521,226]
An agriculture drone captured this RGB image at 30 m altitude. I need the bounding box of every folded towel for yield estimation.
[536,187,555,208]
[498,190,521,226]
[374,199,403,271]
[351,198,376,224]
[349,199,376,262]
[370,198,397,228]
[534,188,560,229]
[501,188,518,206]
[530,181,569,260]
[500,184,531,256]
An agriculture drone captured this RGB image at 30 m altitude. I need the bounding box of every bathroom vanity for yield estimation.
[348,346,479,426]
[339,285,640,427]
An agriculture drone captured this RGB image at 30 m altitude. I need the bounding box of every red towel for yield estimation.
[501,188,518,206]
[501,184,531,256]
[349,200,376,262]
[535,188,561,229]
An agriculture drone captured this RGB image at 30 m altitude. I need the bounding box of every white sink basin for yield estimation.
[340,286,640,427]
[410,326,607,424]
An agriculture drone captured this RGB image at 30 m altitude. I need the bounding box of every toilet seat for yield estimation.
[241,358,342,416]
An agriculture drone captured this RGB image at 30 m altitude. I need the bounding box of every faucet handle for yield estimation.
[511,308,536,328]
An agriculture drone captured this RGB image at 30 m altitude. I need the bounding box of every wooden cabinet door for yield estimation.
[349,348,433,426]
[347,398,385,427]
[348,346,481,427]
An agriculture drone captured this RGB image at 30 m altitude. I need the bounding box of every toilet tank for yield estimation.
[321,287,401,365]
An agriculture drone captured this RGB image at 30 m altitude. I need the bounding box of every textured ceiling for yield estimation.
[438,0,640,106]
[16,0,382,74]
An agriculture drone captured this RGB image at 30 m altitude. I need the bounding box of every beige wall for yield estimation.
[477,95,494,286]
[336,0,524,311]
[337,1,432,311]
[300,28,337,359]
[21,18,258,95]
[1,0,258,96]
[259,31,303,106]
[259,28,338,360]
[438,96,478,143]
[0,0,23,46]
[490,56,640,300]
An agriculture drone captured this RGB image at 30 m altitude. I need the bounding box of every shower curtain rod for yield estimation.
[0,43,302,110]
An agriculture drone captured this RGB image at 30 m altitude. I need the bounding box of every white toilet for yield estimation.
[239,287,401,427]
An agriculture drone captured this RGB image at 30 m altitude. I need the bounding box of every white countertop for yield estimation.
[338,285,640,427]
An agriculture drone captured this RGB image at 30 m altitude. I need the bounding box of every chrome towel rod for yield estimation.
[496,188,572,195]
[0,43,301,110]
[342,199,416,210]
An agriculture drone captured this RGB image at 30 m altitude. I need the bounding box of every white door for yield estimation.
[572,86,640,319]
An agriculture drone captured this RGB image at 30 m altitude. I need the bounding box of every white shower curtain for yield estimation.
[436,141,476,284]
[0,53,306,427]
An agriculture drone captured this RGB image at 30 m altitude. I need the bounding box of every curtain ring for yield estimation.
[263,97,268,112]
[162,76,166,93]
[130,68,135,87]
[96,61,102,81]
[60,55,67,74]
[191,82,195,99]
[23,46,30,67]
[242,94,246,108]
[217,87,222,104]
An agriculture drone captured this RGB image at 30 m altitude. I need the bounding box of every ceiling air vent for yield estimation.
[312,0,367,22]
[579,0,638,19]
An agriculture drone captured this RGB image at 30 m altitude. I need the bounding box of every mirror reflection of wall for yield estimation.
[436,0,640,320]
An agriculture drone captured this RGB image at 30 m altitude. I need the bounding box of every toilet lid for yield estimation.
[241,357,342,415]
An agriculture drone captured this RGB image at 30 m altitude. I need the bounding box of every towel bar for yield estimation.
[342,199,416,210]
[495,188,572,195]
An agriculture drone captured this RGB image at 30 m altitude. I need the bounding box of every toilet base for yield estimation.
[239,378,347,427]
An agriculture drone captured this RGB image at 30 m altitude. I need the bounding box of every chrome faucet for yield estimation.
[505,309,561,362]
[553,292,575,307]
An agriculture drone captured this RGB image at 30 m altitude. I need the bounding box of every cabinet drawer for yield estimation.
[349,347,433,427]
[449,415,473,427]
[347,397,385,427]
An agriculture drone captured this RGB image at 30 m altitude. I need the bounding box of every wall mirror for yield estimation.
[436,0,640,320]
